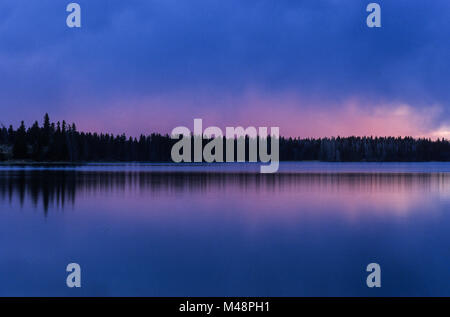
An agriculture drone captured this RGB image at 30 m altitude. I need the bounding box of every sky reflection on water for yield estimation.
[0,164,450,296]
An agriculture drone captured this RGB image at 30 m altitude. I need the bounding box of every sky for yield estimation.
[1,0,450,138]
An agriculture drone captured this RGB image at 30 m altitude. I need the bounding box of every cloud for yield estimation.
[0,0,450,136]
[57,90,442,139]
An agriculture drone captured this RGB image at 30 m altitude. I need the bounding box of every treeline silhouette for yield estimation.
[1,114,450,162]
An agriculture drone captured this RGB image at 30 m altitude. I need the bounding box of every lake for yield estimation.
[1,162,450,296]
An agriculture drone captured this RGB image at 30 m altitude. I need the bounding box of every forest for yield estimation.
[1,114,450,162]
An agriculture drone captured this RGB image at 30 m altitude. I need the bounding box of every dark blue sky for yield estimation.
[1,0,449,137]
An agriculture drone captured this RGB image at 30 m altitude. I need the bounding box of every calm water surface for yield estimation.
[1,162,450,296]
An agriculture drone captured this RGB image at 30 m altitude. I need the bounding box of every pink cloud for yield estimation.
[57,90,443,139]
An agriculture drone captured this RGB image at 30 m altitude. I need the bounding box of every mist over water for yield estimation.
[1,163,450,296]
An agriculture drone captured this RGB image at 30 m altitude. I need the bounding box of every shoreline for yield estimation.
[1,160,450,165]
